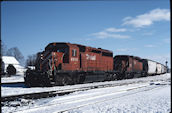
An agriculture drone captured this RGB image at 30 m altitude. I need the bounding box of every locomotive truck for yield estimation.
[24,42,167,87]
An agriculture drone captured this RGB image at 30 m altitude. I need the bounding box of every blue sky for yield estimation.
[1,1,170,67]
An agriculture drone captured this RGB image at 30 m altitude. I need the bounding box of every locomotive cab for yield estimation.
[40,43,80,72]
[25,43,81,86]
[113,55,129,72]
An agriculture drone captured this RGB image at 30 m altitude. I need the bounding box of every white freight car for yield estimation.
[161,64,165,73]
[147,60,157,75]
[156,63,162,74]
[161,64,167,74]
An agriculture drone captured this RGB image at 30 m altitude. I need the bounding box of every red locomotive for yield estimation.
[113,55,146,79]
[25,42,114,86]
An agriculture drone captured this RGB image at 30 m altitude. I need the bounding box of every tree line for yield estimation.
[2,42,36,67]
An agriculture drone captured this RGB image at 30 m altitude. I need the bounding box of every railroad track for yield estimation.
[1,82,25,86]
[2,76,169,104]
[1,83,116,103]
[2,79,148,105]
[14,82,169,113]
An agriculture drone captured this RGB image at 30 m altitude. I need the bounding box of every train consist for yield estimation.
[24,42,168,87]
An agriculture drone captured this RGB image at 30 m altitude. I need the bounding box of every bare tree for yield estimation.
[6,47,25,65]
[1,41,7,56]
[26,54,37,67]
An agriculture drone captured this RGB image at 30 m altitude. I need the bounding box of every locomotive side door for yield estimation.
[70,47,80,71]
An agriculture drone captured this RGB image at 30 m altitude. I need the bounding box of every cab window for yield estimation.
[72,49,77,57]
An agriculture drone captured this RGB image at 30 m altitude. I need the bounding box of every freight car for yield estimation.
[161,64,167,74]
[25,42,115,87]
[143,59,157,76]
[142,59,168,75]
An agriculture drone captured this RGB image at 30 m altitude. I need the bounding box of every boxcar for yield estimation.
[161,64,166,74]
[156,63,162,74]
[147,60,157,75]
[161,64,167,74]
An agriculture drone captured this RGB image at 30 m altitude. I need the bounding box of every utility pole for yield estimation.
[165,61,168,67]
[165,61,169,73]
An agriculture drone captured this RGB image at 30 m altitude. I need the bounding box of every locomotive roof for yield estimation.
[75,43,113,53]
[143,58,158,63]
[46,42,75,47]
[45,42,77,50]
[115,55,140,58]
[46,42,113,53]
[114,55,142,60]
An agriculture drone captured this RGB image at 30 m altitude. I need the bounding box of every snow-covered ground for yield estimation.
[1,73,170,97]
[1,73,171,113]
[69,84,170,113]
[1,75,24,83]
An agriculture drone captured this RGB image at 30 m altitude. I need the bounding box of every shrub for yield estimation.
[7,64,16,76]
